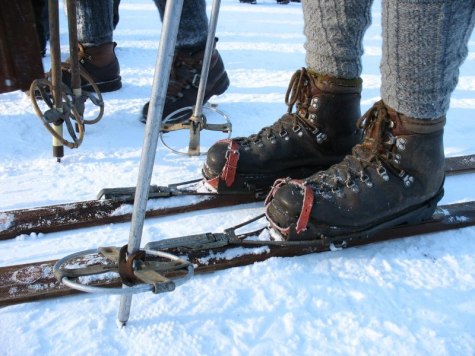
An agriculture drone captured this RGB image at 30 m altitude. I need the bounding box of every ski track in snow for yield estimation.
[1,0,475,354]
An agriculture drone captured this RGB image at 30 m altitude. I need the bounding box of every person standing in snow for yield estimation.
[203,0,475,241]
[68,0,229,123]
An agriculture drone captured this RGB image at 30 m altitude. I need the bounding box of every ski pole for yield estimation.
[117,0,184,327]
[188,0,222,155]
[65,0,84,116]
[48,0,64,162]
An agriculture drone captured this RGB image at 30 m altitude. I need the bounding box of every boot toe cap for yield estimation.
[266,183,304,230]
[203,141,229,178]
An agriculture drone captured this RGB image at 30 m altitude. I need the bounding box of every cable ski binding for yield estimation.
[96,177,267,201]
[52,214,269,297]
[97,178,217,201]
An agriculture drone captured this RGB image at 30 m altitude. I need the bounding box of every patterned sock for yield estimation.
[302,0,373,79]
[381,0,475,118]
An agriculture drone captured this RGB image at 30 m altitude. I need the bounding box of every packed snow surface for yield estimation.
[1,1,475,355]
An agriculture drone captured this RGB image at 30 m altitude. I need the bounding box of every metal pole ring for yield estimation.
[53,248,194,296]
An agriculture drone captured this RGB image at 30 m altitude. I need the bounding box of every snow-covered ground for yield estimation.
[1,0,475,354]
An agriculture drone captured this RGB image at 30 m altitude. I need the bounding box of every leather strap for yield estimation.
[295,184,314,234]
[207,139,240,189]
[118,244,146,286]
[265,179,314,237]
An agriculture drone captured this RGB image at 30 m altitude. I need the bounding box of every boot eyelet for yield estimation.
[346,180,359,193]
[396,138,407,151]
[360,174,373,187]
[309,113,317,122]
[311,97,319,109]
[316,132,327,144]
[392,153,401,164]
[377,166,389,181]
[241,142,251,151]
[267,134,276,144]
[331,186,344,198]
[402,174,414,187]
[292,125,303,137]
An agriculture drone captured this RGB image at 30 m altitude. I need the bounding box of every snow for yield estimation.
[197,246,271,265]
[1,0,475,354]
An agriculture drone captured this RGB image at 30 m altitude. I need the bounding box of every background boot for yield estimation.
[203,68,362,194]
[141,43,230,123]
[265,100,446,241]
[63,42,122,93]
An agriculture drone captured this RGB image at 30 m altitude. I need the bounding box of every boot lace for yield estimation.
[238,68,320,149]
[307,100,413,196]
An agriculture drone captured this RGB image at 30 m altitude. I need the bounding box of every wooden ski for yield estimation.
[1,200,474,307]
[1,154,474,241]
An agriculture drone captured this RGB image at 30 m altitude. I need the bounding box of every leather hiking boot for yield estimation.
[265,100,446,241]
[63,42,122,93]
[140,43,230,123]
[202,68,362,194]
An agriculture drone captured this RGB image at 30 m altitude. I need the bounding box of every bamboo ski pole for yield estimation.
[48,0,64,162]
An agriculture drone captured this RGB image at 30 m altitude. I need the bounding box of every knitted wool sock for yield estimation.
[154,0,208,52]
[302,0,373,79]
[381,0,475,119]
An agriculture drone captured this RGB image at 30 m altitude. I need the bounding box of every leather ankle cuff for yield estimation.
[388,107,446,134]
[313,74,363,94]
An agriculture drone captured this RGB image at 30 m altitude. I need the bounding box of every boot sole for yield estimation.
[82,76,122,93]
[284,187,445,241]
